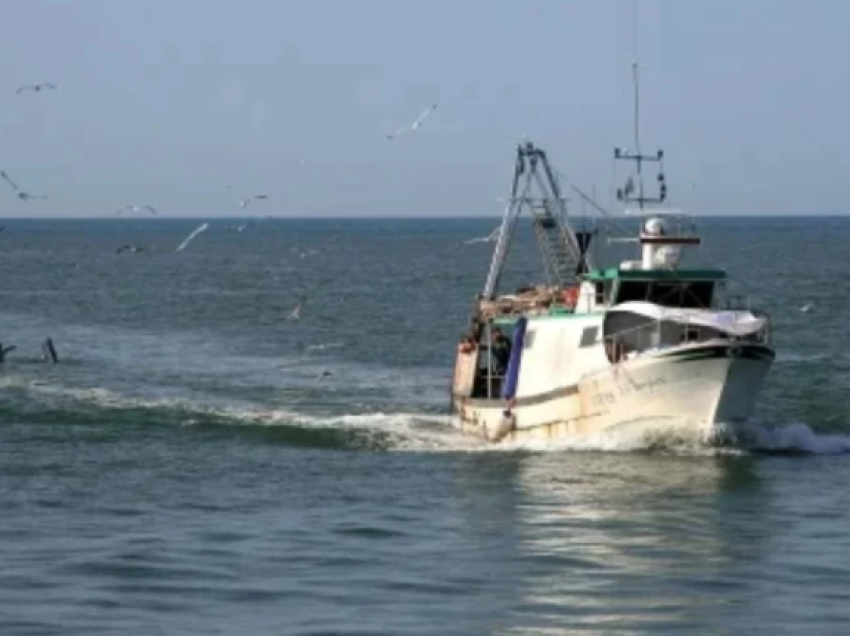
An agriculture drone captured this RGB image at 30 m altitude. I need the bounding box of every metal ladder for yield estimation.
[529,200,582,287]
[483,142,592,299]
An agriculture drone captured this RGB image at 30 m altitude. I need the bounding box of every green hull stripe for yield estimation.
[456,345,775,406]
[458,383,579,409]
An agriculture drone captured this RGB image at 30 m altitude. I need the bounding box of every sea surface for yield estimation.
[0,216,849,635]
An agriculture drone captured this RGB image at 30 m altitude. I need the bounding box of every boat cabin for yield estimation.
[575,267,726,313]
[458,265,763,399]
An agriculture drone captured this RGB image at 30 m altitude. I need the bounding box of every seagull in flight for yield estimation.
[386,103,438,140]
[116,204,158,216]
[116,245,150,255]
[238,194,268,209]
[289,296,306,320]
[465,226,500,245]
[226,186,269,208]
[16,83,57,94]
[306,342,343,351]
[0,171,47,201]
[176,223,209,252]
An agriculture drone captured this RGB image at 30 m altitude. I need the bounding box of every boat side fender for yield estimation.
[487,412,516,442]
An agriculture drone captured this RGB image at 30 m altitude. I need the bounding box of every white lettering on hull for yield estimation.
[588,362,705,413]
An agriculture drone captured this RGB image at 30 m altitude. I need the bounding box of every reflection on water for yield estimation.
[494,453,768,635]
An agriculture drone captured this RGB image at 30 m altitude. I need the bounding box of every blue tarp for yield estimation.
[501,317,527,400]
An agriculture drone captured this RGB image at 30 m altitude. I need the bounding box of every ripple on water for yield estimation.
[0,218,849,635]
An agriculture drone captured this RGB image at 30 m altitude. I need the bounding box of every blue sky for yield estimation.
[1,0,847,217]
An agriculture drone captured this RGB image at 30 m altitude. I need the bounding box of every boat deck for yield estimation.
[476,285,573,321]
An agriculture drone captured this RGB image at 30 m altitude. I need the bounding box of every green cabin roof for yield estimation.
[486,268,726,328]
[581,267,727,282]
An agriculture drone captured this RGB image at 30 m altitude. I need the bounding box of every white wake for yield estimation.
[4,375,849,455]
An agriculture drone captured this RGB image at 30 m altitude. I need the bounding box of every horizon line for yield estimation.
[0,213,846,221]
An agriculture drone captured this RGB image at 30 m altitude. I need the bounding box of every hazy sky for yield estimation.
[1,0,848,217]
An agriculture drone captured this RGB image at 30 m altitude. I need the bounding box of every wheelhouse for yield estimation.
[578,268,727,312]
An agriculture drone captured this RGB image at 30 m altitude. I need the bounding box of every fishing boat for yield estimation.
[450,88,774,445]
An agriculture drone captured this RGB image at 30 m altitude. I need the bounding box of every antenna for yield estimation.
[631,0,641,164]
[614,0,667,210]
[631,0,639,62]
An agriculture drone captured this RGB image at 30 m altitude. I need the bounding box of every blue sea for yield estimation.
[1,216,849,635]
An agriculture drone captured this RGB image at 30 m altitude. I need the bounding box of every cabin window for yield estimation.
[615,280,715,308]
[595,282,612,305]
[681,326,701,343]
[648,281,714,309]
[615,281,650,303]
[579,326,598,348]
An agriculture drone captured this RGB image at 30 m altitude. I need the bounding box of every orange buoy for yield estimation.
[562,286,579,307]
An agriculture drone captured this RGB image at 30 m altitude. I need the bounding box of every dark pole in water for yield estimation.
[42,337,58,363]
[0,343,14,363]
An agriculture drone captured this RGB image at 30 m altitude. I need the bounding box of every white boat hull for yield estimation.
[454,342,774,445]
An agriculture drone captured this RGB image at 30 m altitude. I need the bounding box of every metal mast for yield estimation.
[615,0,668,209]
[482,142,594,299]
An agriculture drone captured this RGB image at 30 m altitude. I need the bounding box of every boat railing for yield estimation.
[600,310,772,362]
[718,294,751,312]
[751,308,772,344]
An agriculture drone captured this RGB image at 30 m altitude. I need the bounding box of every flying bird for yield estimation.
[226,185,269,209]
[16,83,57,94]
[238,195,268,209]
[176,223,209,252]
[465,226,500,245]
[116,204,158,216]
[289,296,306,320]
[386,103,438,140]
[116,245,150,255]
[306,342,343,351]
[0,171,48,201]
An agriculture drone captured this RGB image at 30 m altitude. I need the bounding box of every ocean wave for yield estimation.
[2,375,849,455]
